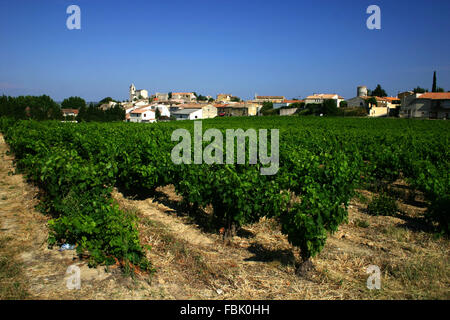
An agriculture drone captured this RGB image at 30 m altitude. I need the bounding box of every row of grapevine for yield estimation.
[0,116,448,270]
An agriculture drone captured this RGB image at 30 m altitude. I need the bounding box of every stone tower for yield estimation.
[357,86,368,97]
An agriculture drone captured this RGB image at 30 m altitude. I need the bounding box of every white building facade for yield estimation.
[304,94,344,107]
[172,108,202,120]
[153,104,171,117]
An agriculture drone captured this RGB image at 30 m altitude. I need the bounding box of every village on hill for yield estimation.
[60,75,450,123]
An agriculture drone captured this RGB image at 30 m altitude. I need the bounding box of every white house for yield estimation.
[178,103,217,118]
[171,108,202,120]
[152,104,171,117]
[129,106,156,123]
[304,94,344,107]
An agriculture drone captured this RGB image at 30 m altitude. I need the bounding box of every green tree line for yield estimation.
[0,95,124,122]
[0,95,62,120]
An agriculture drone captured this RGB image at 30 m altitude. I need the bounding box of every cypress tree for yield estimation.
[432,71,437,92]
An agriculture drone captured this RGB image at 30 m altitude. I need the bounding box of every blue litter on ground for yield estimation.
[59,243,76,251]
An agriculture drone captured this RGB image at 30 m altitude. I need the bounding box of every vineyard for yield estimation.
[0,116,448,276]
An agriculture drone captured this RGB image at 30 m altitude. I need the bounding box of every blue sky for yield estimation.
[0,0,449,101]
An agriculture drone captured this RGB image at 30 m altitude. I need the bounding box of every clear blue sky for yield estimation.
[1,0,449,101]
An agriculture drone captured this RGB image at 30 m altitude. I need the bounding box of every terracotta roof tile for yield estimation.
[418,92,450,100]
[256,96,285,99]
[383,97,401,102]
[131,107,154,114]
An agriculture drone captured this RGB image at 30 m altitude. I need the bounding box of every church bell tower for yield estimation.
[129,83,136,101]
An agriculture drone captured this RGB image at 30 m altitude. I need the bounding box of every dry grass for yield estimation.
[0,236,30,299]
[113,185,449,300]
[1,133,449,300]
[0,134,155,300]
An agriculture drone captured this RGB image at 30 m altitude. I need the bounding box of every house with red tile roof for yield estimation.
[61,109,79,117]
[129,106,156,123]
[400,92,450,119]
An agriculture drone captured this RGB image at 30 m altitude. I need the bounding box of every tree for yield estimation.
[260,102,273,115]
[432,71,437,92]
[208,97,214,103]
[105,104,125,121]
[43,96,63,120]
[413,87,428,93]
[61,96,86,110]
[298,104,321,116]
[26,95,62,120]
[76,105,87,122]
[322,99,338,115]
[98,97,116,105]
[6,96,28,119]
[0,95,62,120]
[155,108,161,119]
[371,84,387,97]
[168,92,172,99]
[230,96,241,102]
[366,96,378,107]
[436,87,445,92]
[290,101,305,109]
[339,101,348,108]
[76,102,124,122]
